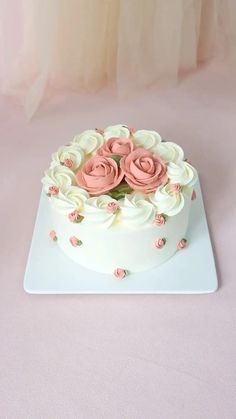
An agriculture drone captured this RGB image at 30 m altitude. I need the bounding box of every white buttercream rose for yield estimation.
[155,141,184,163]
[149,183,185,216]
[42,165,75,194]
[51,144,85,171]
[82,195,120,228]
[167,161,198,187]
[73,130,104,154]
[132,129,162,152]
[50,186,89,215]
[119,193,155,227]
[103,124,130,140]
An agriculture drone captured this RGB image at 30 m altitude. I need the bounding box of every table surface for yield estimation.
[0,62,236,419]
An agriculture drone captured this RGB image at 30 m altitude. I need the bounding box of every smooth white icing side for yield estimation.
[50,193,192,273]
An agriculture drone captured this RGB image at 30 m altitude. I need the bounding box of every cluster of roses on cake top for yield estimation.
[42,124,198,229]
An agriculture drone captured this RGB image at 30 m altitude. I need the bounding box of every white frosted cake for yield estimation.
[42,124,198,279]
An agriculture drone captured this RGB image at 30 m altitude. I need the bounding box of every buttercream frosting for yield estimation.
[155,141,184,163]
[132,129,162,152]
[51,144,85,171]
[119,193,155,227]
[49,186,89,215]
[82,195,120,228]
[73,129,104,154]
[42,164,75,194]
[103,124,130,140]
[149,183,186,216]
[167,161,198,187]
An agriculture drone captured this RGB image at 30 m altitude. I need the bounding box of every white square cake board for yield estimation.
[24,182,218,294]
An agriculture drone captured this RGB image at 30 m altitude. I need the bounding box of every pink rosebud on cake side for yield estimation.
[76,155,124,196]
[113,268,127,280]
[106,202,120,214]
[177,238,187,250]
[69,236,82,247]
[68,210,84,223]
[49,230,57,241]
[153,214,166,226]
[120,148,168,194]
[191,190,196,200]
[154,238,166,249]
[97,137,135,157]
[48,186,59,196]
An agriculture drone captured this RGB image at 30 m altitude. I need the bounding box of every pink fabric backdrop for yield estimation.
[0,62,236,418]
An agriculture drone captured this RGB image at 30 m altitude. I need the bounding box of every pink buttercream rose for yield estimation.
[120,148,168,194]
[154,238,166,249]
[69,236,82,247]
[153,214,166,226]
[76,156,124,196]
[177,238,187,250]
[97,137,135,158]
[49,230,57,241]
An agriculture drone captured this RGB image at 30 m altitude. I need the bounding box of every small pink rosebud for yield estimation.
[69,236,82,247]
[191,190,196,201]
[170,183,182,193]
[48,186,59,196]
[153,214,166,226]
[128,127,135,134]
[154,238,166,249]
[106,202,120,214]
[113,268,127,280]
[177,238,187,250]
[95,128,104,135]
[68,210,84,223]
[49,230,57,241]
[63,158,74,169]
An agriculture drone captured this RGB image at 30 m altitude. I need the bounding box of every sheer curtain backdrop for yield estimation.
[1,0,236,118]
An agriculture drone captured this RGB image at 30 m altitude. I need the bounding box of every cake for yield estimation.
[42,124,198,278]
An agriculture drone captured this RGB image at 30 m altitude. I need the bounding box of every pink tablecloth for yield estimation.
[0,63,235,419]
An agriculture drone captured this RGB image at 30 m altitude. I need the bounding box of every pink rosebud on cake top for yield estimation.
[76,155,124,195]
[177,238,187,250]
[106,202,120,214]
[153,214,166,226]
[154,238,166,249]
[113,268,127,280]
[49,230,57,241]
[63,158,74,169]
[97,137,135,158]
[169,183,182,193]
[48,186,59,196]
[120,148,168,194]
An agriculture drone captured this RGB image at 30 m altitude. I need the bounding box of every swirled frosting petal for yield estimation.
[73,130,104,154]
[167,161,198,187]
[103,124,130,140]
[49,186,89,215]
[149,183,185,216]
[42,164,76,193]
[132,129,162,152]
[155,141,184,163]
[82,195,119,228]
[51,144,85,171]
[119,193,155,227]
